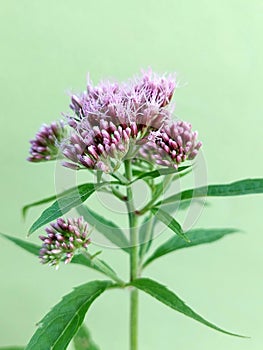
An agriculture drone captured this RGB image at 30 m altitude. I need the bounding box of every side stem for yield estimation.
[124,160,139,350]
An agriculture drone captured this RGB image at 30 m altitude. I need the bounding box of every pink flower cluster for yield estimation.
[28,121,66,162]
[28,70,202,172]
[39,217,90,267]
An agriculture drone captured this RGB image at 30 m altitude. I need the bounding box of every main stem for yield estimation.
[124,159,139,350]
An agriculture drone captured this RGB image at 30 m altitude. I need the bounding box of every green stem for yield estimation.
[124,159,139,350]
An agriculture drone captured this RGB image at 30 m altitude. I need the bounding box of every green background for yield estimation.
[0,0,262,349]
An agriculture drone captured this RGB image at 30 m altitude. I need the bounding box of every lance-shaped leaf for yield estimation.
[143,228,239,268]
[132,165,191,182]
[77,205,130,253]
[26,280,112,350]
[0,347,24,350]
[23,194,57,219]
[157,178,263,206]
[0,233,122,283]
[139,215,155,259]
[73,324,100,350]
[29,183,101,235]
[130,278,246,337]
[150,208,190,242]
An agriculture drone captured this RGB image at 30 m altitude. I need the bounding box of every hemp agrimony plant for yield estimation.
[1,70,263,350]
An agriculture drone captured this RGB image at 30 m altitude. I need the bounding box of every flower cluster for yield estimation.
[140,121,202,169]
[28,121,66,162]
[39,217,90,267]
[28,70,202,172]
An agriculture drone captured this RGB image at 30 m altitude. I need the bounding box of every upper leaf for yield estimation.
[28,183,100,235]
[130,278,246,337]
[150,208,190,242]
[158,178,263,206]
[73,324,100,350]
[26,280,112,350]
[143,228,239,267]
[22,194,57,219]
[77,205,130,253]
[132,165,191,182]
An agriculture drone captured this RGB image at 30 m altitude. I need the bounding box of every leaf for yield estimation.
[130,278,246,337]
[132,165,191,182]
[143,228,239,267]
[0,233,40,256]
[29,183,101,235]
[73,324,100,350]
[139,215,155,258]
[0,347,24,350]
[158,178,263,206]
[150,208,190,242]
[77,205,130,253]
[0,233,121,282]
[26,280,112,350]
[22,194,57,219]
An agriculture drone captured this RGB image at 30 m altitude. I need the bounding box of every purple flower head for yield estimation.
[62,119,141,173]
[28,121,67,162]
[39,216,91,267]
[68,69,176,131]
[140,120,202,169]
[63,70,177,173]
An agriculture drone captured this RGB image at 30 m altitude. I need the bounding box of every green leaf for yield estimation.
[0,347,24,350]
[158,178,263,206]
[150,208,190,242]
[132,165,191,182]
[23,194,57,219]
[29,183,100,235]
[26,280,112,350]
[73,324,100,350]
[0,233,122,282]
[139,215,155,258]
[130,278,246,337]
[0,233,40,256]
[143,228,239,267]
[77,205,130,253]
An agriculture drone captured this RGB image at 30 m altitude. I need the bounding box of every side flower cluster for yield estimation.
[28,69,202,172]
[28,121,66,162]
[39,217,90,267]
[140,121,202,169]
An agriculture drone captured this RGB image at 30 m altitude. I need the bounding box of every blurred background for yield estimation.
[0,0,262,349]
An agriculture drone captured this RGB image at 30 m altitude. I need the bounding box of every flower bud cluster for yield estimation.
[62,119,141,172]
[140,121,202,168]
[39,217,90,267]
[28,121,66,162]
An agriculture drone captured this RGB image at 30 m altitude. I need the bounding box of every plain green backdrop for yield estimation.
[0,0,263,349]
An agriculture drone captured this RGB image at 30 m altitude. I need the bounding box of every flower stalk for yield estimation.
[124,159,139,350]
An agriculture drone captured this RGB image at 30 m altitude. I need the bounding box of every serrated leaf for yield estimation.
[130,278,246,337]
[0,233,121,282]
[77,205,130,253]
[150,208,189,242]
[29,183,101,235]
[158,178,263,206]
[26,280,112,350]
[143,228,239,267]
[73,324,100,350]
